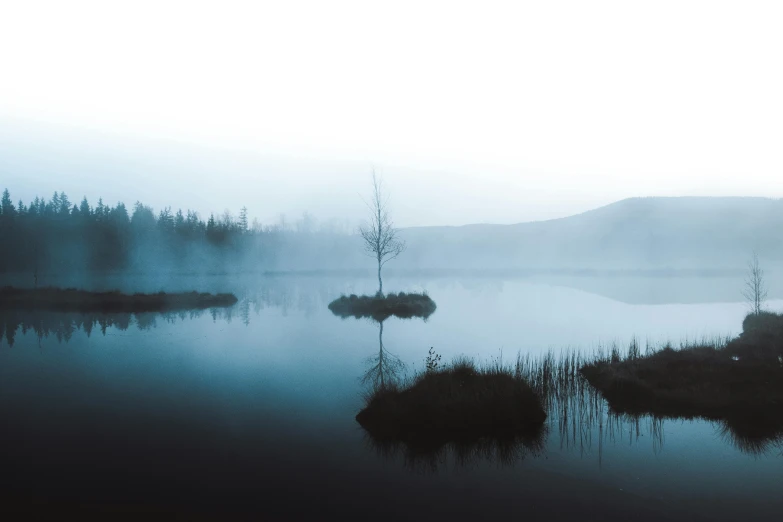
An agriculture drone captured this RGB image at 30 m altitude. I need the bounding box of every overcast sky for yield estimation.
[1,0,782,227]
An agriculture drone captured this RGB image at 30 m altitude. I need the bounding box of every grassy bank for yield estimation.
[0,286,238,312]
[580,312,783,446]
[356,357,546,456]
[328,292,436,320]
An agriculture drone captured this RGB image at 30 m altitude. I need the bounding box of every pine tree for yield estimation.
[1,189,15,217]
[59,192,71,215]
[239,206,249,233]
[79,197,91,218]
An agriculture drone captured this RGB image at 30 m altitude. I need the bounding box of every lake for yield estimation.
[1,273,782,520]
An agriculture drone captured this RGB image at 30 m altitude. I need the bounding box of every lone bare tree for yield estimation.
[742,251,767,315]
[359,172,405,296]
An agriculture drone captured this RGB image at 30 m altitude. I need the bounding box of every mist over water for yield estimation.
[3,1,783,518]
[3,165,783,520]
[2,274,783,520]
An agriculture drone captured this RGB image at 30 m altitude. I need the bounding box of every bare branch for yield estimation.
[742,251,767,315]
[358,170,406,294]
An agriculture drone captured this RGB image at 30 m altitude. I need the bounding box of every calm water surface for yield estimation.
[1,275,782,520]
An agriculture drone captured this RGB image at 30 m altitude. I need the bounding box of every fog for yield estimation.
[2,1,783,231]
[6,3,783,520]
[3,115,783,279]
[4,118,735,229]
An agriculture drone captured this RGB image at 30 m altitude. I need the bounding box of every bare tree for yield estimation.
[742,251,767,315]
[359,171,405,296]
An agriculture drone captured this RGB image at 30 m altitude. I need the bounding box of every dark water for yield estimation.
[1,275,782,520]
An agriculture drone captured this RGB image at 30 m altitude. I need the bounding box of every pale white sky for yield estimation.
[1,0,782,227]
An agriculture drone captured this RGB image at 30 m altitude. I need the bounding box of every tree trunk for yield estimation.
[377,256,383,296]
[379,321,384,388]
[33,243,39,289]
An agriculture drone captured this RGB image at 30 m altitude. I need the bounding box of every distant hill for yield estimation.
[395,197,783,270]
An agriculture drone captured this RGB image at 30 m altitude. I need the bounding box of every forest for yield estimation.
[0,188,354,277]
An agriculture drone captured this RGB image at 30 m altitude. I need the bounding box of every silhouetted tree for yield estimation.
[239,207,248,233]
[0,187,316,275]
[58,192,71,215]
[359,172,405,295]
[79,197,91,218]
[742,252,768,315]
[131,202,156,234]
[1,189,15,217]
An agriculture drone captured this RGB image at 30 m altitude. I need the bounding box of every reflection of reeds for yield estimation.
[359,346,679,471]
[580,317,783,455]
[363,333,783,466]
[716,420,783,456]
[516,349,666,460]
[363,424,547,474]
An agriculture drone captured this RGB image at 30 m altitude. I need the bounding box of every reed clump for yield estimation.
[580,313,783,445]
[356,356,546,454]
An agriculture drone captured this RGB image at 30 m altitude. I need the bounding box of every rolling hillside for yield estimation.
[395,197,783,270]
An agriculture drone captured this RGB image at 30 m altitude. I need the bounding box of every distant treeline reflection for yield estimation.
[0,308,239,347]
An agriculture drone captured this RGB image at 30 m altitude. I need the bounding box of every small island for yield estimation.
[356,357,547,454]
[328,292,437,320]
[580,311,783,446]
[328,174,437,322]
[0,286,239,313]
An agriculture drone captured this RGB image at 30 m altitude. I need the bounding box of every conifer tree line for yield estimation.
[0,187,333,275]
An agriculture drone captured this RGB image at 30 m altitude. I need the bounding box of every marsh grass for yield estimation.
[328,292,436,321]
[0,286,238,313]
[580,313,783,452]
[512,348,655,456]
[360,312,783,468]
[356,356,546,465]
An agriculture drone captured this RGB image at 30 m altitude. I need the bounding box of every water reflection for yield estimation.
[361,320,406,389]
[0,284,334,347]
[358,344,783,472]
[0,307,238,347]
[517,351,666,467]
[354,319,547,472]
[717,419,783,456]
[4,281,781,466]
[531,350,783,459]
[363,423,547,474]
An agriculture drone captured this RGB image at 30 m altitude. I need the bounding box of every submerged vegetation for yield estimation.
[328,292,436,320]
[0,286,238,313]
[356,355,547,463]
[581,312,783,450]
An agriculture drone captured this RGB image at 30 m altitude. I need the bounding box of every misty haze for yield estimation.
[2,1,783,521]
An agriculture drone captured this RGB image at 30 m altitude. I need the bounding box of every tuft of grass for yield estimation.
[580,312,783,448]
[356,356,546,457]
[328,292,436,321]
[0,286,238,313]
